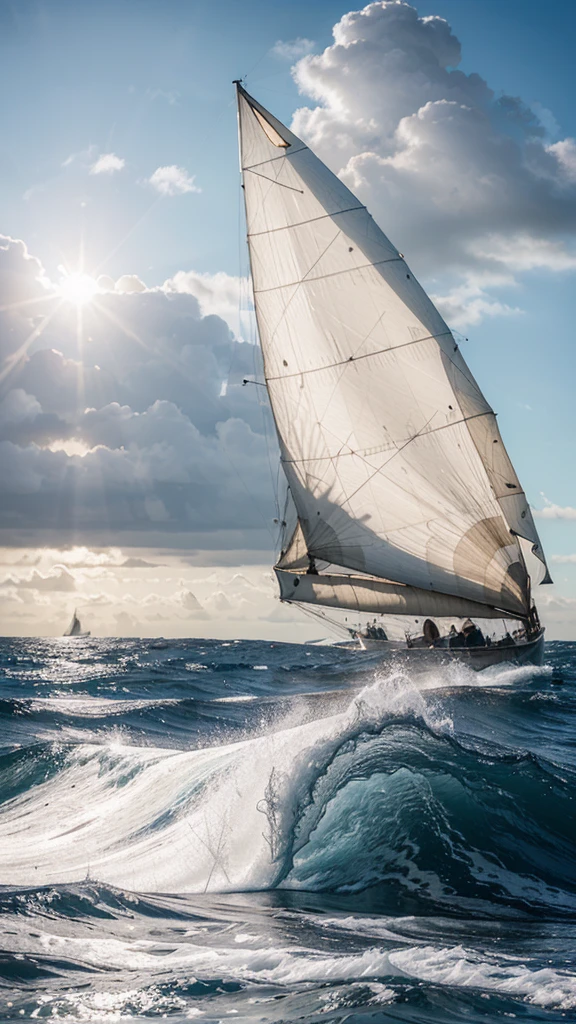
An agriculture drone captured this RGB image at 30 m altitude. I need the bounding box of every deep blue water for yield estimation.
[0,637,575,1022]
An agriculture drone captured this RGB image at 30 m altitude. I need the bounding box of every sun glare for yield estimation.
[59,273,99,306]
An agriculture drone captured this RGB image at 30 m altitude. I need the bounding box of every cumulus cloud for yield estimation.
[162,269,253,340]
[90,153,126,175]
[148,165,200,196]
[0,567,76,591]
[272,37,316,60]
[290,1,576,326]
[534,501,576,520]
[0,234,275,550]
[179,589,209,617]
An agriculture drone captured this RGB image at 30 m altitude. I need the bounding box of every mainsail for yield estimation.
[63,611,83,637]
[236,83,550,621]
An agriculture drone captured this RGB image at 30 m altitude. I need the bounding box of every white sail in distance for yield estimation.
[64,611,82,637]
[236,84,550,620]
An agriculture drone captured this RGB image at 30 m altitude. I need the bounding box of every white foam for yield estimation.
[0,670,451,892]
[389,944,576,1009]
[6,926,576,1011]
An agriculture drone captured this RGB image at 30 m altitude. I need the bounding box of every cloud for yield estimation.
[115,274,146,294]
[430,282,521,330]
[121,556,161,568]
[147,165,200,197]
[533,497,576,520]
[0,567,76,591]
[161,269,253,340]
[550,554,576,564]
[547,138,576,183]
[179,589,209,618]
[90,153,126,175]
[289,1,576,323]
[272,37,316,60]
[0,234,275,550]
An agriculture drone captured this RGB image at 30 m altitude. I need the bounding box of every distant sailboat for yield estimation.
[235,82,551,668]
[63,610,90,638]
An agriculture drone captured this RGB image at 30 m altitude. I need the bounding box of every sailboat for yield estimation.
[62,610,90,638]
[235,82,551,669]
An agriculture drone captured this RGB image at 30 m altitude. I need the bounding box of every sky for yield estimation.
[0,0,575,639]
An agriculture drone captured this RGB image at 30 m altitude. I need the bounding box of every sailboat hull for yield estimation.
[356,630,545,670]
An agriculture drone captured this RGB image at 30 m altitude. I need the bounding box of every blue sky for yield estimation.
[0,0,575,637]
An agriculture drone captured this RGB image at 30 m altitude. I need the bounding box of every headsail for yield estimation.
[236,83,550,620]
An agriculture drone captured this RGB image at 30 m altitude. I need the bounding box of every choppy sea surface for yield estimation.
[0,637,574,1023]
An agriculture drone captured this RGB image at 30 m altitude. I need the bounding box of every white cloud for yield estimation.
[533,494,576,520]
[0,234,272,548]
[0,567,76,591]
[90,153,126,175]
[148,165,201,197]
[550,554,576,564]
[534,503,576,521]
[547,138,576,183]
[272,37,316,60]
[289,1,576,323]
[162,269,253,340]
[431,282,521,330]
[0,389,42,428]
[115,274,146,293]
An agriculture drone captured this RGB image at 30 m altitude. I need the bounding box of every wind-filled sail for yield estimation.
[236,84,550,620]
[63,612,82,637]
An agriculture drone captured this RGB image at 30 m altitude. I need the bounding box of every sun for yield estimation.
[58,272,99,306]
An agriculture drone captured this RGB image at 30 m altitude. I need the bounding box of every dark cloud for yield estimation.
[0,235,277,548]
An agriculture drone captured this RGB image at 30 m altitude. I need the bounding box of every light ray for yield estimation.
[0,301,64,385]
[0,292,58,315]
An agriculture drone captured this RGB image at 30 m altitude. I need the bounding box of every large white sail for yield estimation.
[236,84,550,619]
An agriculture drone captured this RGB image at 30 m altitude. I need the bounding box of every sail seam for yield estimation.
[254,256,403,294]
[245,168,304,193]
[280,410,493,463]
[243,147,308,170]
[267,331,452,381]
[247,206,366,237]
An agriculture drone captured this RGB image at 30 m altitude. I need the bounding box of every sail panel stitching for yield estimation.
[247,206,366,237]
[254,256,403,294]
[243,147,308,170]
[267,331,452,380]
[280,410,492,463]
[245,168,304,193]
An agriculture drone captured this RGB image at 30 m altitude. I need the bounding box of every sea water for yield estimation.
[0,637,574,1022]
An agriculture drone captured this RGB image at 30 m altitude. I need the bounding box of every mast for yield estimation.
[235,82,551,621]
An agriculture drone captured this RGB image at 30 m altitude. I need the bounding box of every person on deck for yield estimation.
[462,619,485,647]
[449,625,465,648]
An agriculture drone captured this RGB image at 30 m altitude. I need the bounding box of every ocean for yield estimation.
[0,637,574,1022]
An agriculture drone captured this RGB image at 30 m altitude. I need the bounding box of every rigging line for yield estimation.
[314,307,392,426]
[319,409,439,509]
[290,601,353,637]
[243,147,307,170]
[262,228,344,352]
[280,411,494,465]
[254,255,403,294]
[247,205,366,237]
[267,330,452,381]
[245,168,304,193]
[219,433,277,544]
